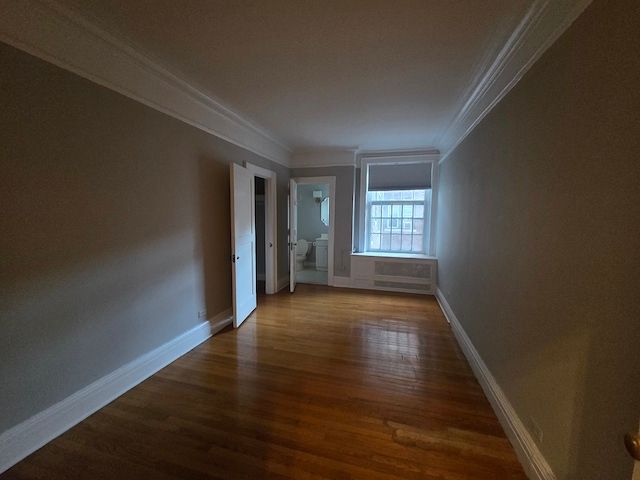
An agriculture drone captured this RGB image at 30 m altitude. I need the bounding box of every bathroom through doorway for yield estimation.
[289,177,335,290]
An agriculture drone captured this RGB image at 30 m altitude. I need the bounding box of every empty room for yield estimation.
[1,1,638,479]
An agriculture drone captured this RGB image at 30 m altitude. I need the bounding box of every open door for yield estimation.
[230,163,257,327]
[289,178,297,293]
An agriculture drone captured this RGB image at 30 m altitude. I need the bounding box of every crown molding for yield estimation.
[290,148,358,169]
[0,0,292,167]
[437,0,593,164]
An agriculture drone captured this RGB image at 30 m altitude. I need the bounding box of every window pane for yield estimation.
[369,233,381,250]
[413,219,424,234]
[381,205,391,217]
[401,235,412,251]
[401,190,413,200]
[371,204,381,217]
[412,234,423,252]
[391,234,401,251]
[391,205,401,218]
[371,218,381,233]
[402,205,413,218]
[402,219,413,233]
[381,233,391,250]
[382,218,391,232]
[414,190,426,200]
[414,205,424,218]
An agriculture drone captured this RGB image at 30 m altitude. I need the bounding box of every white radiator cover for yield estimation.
[350,254,437,294]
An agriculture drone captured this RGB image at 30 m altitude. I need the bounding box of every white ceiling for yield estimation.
[57,0,533,153]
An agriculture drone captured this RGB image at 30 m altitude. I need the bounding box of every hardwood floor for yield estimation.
[3,285,526,479]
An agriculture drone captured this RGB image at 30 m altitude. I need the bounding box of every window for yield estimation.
[358,155,437,256]
[366,189,430,253]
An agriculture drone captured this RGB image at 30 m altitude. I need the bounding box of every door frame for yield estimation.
[291,176,336,286]
[246,162,278,295]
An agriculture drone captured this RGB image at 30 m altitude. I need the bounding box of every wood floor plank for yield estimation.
[2,285,527,479]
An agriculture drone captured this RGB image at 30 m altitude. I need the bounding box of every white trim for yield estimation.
[0,311,231,474]
[437,0,593,163]
[292,176,337,286]
[246,162,278,295]
[351,252,436,260]
[435,289,556,480]
[356,148,440,168]
[0,0,291,167]
[331,276,352,288]
[209,308,234,334]
[291,149,357,169]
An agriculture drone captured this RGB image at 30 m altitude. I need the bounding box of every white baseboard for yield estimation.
[331,275,353,288]
[331,275,432,295]
[435,289,556,480]
[0,312,230,474]
[209,308,233,335]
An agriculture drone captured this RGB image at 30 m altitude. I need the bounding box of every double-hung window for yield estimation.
[358,155,437,256]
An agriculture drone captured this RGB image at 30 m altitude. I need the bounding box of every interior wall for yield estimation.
[436,1,640,479]
[0,41,290,433]
[291,166,355,277]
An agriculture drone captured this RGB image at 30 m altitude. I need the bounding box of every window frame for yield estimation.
[357,153,439,256]
[365,192,430,254]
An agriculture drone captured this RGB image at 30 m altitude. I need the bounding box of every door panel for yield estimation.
[231,163,257,327]
[289,179,297,293]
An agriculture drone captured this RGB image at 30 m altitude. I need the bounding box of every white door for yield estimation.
[289,179,297,293]
[230,163,257,327]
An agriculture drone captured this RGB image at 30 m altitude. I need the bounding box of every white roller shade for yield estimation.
[368,162,431,191]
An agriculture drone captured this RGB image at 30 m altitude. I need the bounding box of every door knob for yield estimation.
[624,433,640,460]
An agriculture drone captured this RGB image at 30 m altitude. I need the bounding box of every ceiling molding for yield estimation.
[437,0,593,164]
[290,148,358,169]
[0,0,292,167]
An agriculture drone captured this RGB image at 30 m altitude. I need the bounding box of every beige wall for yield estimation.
[436,1,640,479]
[0,42,289,432]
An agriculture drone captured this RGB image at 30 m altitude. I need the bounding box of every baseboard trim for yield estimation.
[209,308,233,335]
[331,275,352,288]
[435,288,556,480]
[0,316,228,474]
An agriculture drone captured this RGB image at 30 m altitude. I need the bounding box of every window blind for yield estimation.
[367,162,431,191]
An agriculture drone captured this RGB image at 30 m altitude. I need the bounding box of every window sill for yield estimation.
[351,252,437,261]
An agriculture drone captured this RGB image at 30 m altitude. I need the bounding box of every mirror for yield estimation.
[320,197,330,226]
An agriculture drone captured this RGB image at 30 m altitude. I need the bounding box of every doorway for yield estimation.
[246,163,277,296]
[254,177,266,294]
[229,162,278,328]
[289,176,336,292]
